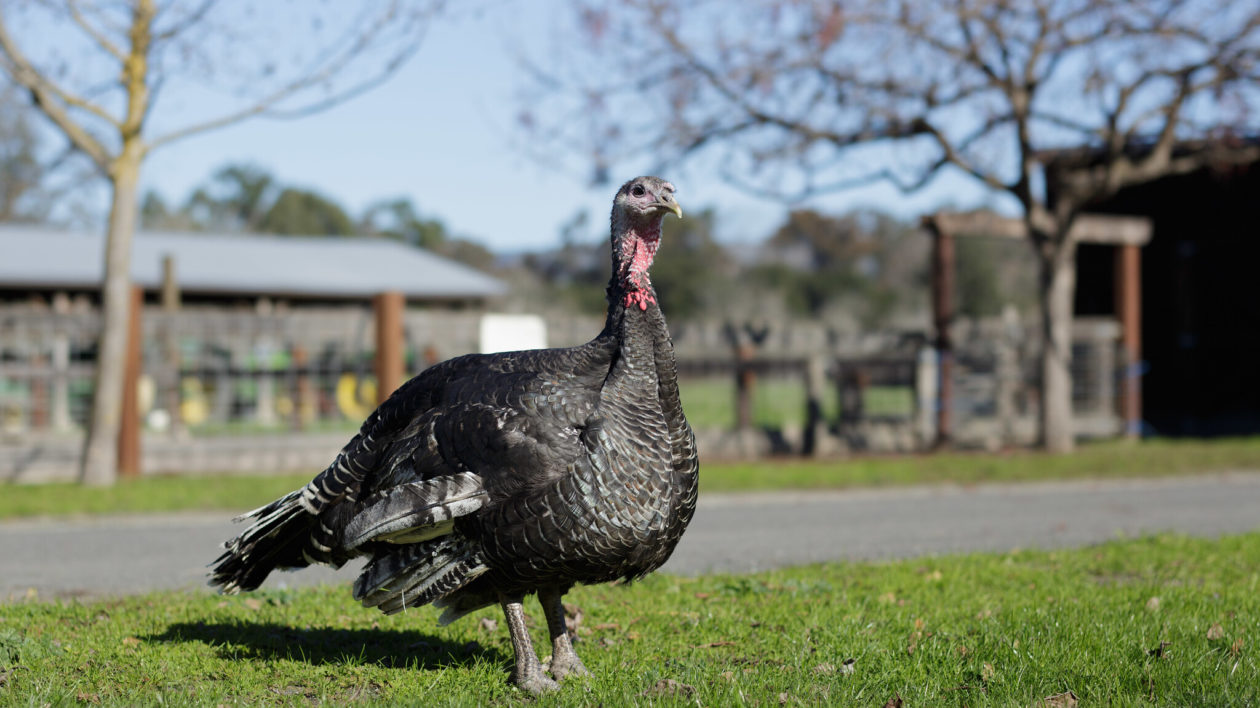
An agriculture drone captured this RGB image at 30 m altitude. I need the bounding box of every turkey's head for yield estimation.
[610,176,682,311]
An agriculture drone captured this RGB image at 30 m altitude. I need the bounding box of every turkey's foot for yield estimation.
[510,666,560,694]
[545,650,590,681]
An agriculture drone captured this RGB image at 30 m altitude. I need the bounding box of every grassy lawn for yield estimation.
[678,377,911,429]
[3,437,1259,521]
[1,532,1256,706]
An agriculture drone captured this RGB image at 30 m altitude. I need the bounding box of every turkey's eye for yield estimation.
[631,185,646,197]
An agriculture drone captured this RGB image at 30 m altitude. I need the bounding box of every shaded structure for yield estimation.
[922,211,1151,446]
[1067,159,1260,436]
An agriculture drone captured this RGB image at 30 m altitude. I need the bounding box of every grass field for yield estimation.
[1,532,1256,706]
[3,436,1259,521]
[677,378,912,429]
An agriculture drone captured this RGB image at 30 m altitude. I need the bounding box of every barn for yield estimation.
[0,226,510,481]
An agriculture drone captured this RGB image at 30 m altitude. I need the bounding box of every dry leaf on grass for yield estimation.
[981,662,995,683]
[1207,623,1225,640]
[478,617,498,633]
[641,678,695,698]
[121,637,141,648]
[1231,637,1245,656]
[882,692,904,708]
[813,662,835,675]
[1145,596,1161,612]
[1042,690,1079,707]
[242,598,262,611]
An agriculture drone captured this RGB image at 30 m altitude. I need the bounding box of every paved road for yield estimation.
[3,472,1258,600]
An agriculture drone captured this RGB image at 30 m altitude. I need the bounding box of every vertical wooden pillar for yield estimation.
[802,355,827,457]
[374,291,405,405]
[928,220,955,448]
[118,285,143,479]
[291,345,309,431]
[734,345,756,431]
[161,255,183,435]
[1115,243,1142,437]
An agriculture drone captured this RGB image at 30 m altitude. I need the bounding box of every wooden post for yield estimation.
[374,291,405,405]
[1115,243,1142,437]
[291,345,309,431]
[161,255,183,435]
[51,292,72,432]
[118,285,143,479]
[838,365,868,424]
[803,355,827,456]
[928,219,955,448]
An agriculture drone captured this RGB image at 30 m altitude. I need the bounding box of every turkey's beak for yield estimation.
[657,196,683,219]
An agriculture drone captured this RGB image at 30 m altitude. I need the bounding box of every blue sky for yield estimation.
[66,2,1010,253]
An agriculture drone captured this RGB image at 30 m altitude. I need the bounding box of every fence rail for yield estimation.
[1,301,1128,481]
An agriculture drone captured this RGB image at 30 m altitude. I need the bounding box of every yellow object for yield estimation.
[336,373,377,420]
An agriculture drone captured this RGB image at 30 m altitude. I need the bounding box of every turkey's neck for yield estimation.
[601,216,670,376]
[608,219,662,314]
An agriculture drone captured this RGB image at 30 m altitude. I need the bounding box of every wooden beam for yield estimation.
[929,210,1152,246]
[118,285,143,479]
[374,291,406,405]
[927,221,955,448]
[1115,243,1143,437]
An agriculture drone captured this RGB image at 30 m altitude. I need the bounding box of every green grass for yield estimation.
[1,533,1257,705]
[678,377,911,429]
[698,436,1260,492]
[4,437,1260,521]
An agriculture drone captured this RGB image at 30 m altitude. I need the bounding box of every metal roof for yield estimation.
[0,225,507,300]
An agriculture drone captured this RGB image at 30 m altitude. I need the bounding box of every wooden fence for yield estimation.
[1,298,1127,480]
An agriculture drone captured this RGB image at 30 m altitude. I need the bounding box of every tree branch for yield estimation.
[148,0,430,149]
[66,0,126,61]
[0,11,114,172]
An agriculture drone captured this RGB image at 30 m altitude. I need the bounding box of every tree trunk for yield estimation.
[1037,239,1078,454]
[79,144,143,486]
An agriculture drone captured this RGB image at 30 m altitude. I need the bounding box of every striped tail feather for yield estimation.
[208,490,314,594]
[208,428,391,593]
[353,537,488,615]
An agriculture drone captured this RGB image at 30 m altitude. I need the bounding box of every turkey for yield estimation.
[209,176,699,693]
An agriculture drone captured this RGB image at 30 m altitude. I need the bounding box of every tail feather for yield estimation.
[209,490,315,594]
[353,537,487,615]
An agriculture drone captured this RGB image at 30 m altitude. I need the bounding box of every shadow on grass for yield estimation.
[149,621,507,670]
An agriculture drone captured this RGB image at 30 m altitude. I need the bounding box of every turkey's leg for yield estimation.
[539,587,590,680]
[500,593,558,694]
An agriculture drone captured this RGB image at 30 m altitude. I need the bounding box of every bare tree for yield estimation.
[0,0,442,484]
[524,0,1260,452]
